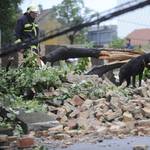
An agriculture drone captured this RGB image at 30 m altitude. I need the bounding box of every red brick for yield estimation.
[104,102,109,106]
[96,113,104,119]
[67,119,78,129]
[61,144,67,148]
[137,126,145,132]
[69,107,82,119]
[42,131,48,136]
[86,130,94,134]
[94,120,101,126]
[35,131,43,137]
[81,105,87,111]
[48,125,63,132]
[8,136,20,142]
[103,135,113,139]
[17,137,34,148]
[73,95,84,106]
[109,125,120,131]
[35,131,48,137]
[140,100,146,104]
[0,142,9,146]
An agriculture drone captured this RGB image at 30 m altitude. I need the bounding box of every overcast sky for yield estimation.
[20,0,118,25]
[20,0,117,13]
[20,0,150,38]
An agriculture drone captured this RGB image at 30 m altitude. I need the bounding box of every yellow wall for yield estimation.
[37,14,70,45]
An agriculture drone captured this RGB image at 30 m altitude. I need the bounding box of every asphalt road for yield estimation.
[55,136,150,150]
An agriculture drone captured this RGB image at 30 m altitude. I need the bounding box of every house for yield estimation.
[35,4,70,45]
[88,25,117,45]
[127,28,150,46]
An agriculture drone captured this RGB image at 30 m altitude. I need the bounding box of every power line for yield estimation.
[0,0,150,58]
[118,19,150,27]
[117,0,150,38]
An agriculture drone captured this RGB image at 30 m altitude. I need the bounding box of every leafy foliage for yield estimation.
[72,41,95,75]
[109,37,125,49]
[135,67,150,83]
[0,0,23,44]
[53,80,93,104]
[0,117,12,128]
[34,146,49,150]
[91,86,134,99]
[74,28,88,44]
[142,67,150,80]
[50,0,94,44]
[0,57,67,134]
[0,46,134,136]
[109,37,141,51]
[13,124,24,136]
[134,45,141,51]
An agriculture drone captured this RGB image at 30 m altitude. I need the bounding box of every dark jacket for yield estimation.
[124,43,135,50]
[14,13,40,53]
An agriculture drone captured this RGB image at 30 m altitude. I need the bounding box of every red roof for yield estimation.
[35,9,51,22]
[127,28,150,45]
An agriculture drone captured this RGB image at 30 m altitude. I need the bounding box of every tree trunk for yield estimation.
[68,35,74,44]
[70,37,74,44]
[40,46,145,65]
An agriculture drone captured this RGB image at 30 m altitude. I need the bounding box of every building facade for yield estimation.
[35,5,70,45]
[88,25,117,45]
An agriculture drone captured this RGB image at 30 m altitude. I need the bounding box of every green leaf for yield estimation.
[7,113,15,121]
[0,116,3,122]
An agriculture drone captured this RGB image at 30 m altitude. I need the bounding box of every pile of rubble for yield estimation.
[1,73,150,149]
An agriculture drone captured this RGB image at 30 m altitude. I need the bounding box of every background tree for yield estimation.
[0,0,22,44]
[109,37,125,49]
[51,0,94,44]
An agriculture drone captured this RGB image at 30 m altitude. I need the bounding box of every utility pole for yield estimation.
[0,29,1,67]
[0,29,2,67]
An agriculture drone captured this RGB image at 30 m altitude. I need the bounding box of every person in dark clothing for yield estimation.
[123,38,135,50]
[14,3,40,57]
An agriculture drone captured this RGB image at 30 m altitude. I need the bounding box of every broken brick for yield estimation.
[77,117,87,127]
[69,107,82,119]
[77,110,89,119]
[67,119,78,129]
[8,136,20,142]
[103,134,113,139]
[48,125,63,132]
[0,135,8,143]
[82,99,93,109]
[35,131,48,137]
[123,112,133,122]
[17,137,34,148]
[66,130,78,137]
[73,95,84,106]
[60,116,68,123]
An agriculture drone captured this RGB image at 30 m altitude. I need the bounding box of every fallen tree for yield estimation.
[86,60,129,77]
[40,46,146,76]
[40,46,145,65]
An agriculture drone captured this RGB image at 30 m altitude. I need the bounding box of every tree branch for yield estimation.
[40,46,145,64]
